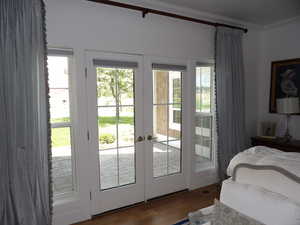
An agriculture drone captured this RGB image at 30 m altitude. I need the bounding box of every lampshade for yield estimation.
[277,97,300,114]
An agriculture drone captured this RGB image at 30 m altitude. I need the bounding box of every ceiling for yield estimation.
[146,0,300,26]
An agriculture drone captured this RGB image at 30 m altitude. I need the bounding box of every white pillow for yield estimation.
[220,179,300,225]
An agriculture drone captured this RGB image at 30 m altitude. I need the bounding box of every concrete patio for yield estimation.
[52,142,181,194]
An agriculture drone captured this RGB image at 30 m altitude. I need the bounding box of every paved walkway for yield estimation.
[52,143,181,193]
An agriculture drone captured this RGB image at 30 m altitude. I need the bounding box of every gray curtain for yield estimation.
[0,0,51,224]
[215,27,246,180]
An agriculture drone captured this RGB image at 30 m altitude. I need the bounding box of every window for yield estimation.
[195,64,214,171]
[152,67,183,177]
[96,66,136,190]
[169,71,181,130]
[48,51,74,195]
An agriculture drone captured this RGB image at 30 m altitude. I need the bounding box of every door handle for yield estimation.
[136,136,145,143]
[147,135,157,142]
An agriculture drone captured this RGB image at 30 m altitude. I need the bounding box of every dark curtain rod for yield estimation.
[87,0,248,33]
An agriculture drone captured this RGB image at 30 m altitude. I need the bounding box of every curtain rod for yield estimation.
[87,0,248,33]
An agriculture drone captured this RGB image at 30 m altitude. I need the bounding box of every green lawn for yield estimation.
[51,116,133,148]
[98,116,133,127]
[51,127,71,148]
[196,94,210,112]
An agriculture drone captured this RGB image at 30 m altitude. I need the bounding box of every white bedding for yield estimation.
[227,146,300,177]
[221,179,300,225]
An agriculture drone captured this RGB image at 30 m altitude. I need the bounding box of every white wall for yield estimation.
[45,0,261,223]
[257,19,300,139]
[243,30,261,145]
[46,0,215,59]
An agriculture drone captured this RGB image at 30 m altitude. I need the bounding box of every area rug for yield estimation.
[172,218,189,225]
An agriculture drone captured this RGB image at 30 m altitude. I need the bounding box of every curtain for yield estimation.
[0,0,51,224]
[215,27,246,180]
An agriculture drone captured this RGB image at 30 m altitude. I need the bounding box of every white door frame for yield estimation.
[143,56,189,199]
[86,51,145,215]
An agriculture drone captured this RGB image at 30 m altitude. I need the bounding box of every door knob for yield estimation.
[147,135,157,141]
[136,136,145,143]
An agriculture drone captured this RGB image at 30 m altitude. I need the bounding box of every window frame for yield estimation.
[48,50,77,197]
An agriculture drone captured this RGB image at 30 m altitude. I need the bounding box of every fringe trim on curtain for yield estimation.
[214,28,220,181]
[41,0,53,221]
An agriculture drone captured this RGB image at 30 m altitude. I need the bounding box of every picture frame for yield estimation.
[269,58,300,113]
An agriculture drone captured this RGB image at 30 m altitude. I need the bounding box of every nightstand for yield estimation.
[251,136,300,153]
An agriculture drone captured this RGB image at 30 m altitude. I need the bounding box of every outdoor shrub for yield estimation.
[99,133,116,144]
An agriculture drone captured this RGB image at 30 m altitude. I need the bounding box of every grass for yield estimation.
[51,127,71,148]
[98,116,133,127]
[196,94,210,112]
[51,117,70,123]
[51,116,133,148]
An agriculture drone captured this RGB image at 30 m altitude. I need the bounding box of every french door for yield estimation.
[144,58,187,199]
[86,52,145,214]
[86,52,186,214]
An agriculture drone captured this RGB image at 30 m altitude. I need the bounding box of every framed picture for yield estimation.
[270,58,300,113]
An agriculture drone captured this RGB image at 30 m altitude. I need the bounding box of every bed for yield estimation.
[189,146,300,225]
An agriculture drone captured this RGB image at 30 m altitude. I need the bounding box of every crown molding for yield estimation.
[263,15,300,30]
[112,0,263,31]
[96,0,300,32]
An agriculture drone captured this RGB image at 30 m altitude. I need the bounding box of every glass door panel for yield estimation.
[96,67,136,190]
[152,70,182,178]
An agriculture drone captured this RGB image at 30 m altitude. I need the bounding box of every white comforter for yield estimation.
[227,146,300,177]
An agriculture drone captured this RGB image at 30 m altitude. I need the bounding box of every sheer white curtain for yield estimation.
[215,27,246,180]
[0,0,51,224]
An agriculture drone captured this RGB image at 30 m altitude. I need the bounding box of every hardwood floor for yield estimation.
[75,184,220,225]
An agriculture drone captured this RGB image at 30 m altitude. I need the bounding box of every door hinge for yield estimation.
[90,191,92,200]
[87,130,90,140]
[85,67,87,79]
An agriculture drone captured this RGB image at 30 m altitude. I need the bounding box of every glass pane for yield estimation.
[169,71,181,104]
[196,67,211,113]
[97,67,117,106]
[118,69,134,106]
[153,105,168,142]
[97,67,134,106]
[97,66,136,190]
[99,149,118,190]
[98,107,117,150]
[51,127,73,194]
[153,142,168,178]
[196,93,201,111]
[168,140,181,174]
[49,88,70,123]
[195,115,212,163]
[119,147,135,186]
[201,87,211,113]
[48,56,69,89]
[168,104,181,141]
[152,69,182,178]
[119,107,135,148]
[153,70,168,104]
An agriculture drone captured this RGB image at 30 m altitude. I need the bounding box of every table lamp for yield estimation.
[277,97,300,142]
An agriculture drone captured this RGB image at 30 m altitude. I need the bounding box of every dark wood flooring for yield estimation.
[75,184,219,225]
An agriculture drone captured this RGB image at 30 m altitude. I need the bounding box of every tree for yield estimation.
[97,68,133,106]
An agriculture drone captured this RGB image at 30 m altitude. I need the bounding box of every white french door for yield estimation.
[144,58,187,199]
[86,52,145,215]
[86,52,187,214]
